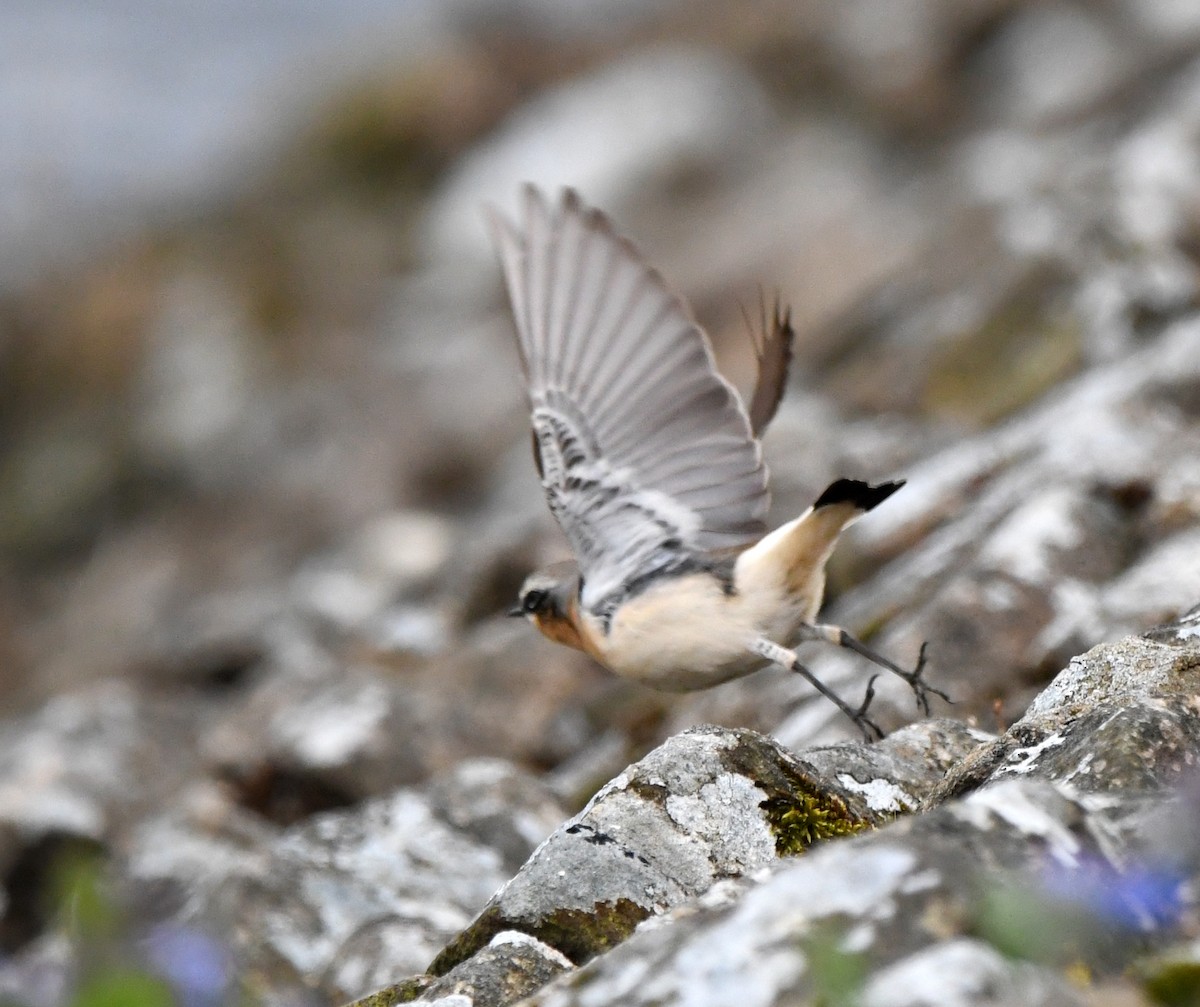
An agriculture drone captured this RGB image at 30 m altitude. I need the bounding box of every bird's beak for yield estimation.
[507,605,525,618]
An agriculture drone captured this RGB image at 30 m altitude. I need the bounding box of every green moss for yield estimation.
[803,924,868,1007]
[428,898,651,977]
[533,899,652,964]
[703,727,873,856]
[340,976,432,1006]
[761,792,872,857]
[72,969,174,1007]
[1134,951,1200,1006]
[428,905,507,976]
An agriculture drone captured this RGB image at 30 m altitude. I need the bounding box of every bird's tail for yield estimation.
[735,479,904,610]
[812,478,904,512]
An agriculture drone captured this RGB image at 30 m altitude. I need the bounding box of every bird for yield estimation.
[487,185,943,739]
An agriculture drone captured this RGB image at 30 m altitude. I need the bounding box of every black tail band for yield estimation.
[813,478,905,512]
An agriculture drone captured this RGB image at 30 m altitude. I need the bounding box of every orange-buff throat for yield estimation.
[531,598,603,661]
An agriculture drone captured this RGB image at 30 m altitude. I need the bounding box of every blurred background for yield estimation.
[3,0,1200,1002]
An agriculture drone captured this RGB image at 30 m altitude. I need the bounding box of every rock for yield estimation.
[428,727,873,974]
[517,772,1188,1006]
[216,791,503,998]
[858,938,1087,1007]
[971,4,1134,126]
[0,680,200,849]
[929,617,1200,804]
[424,759,566,876]
[517,777,1101,1006]
[378,613,1200,1007]
[423,718,988,984]
[346,932,572,1007]
[124,757,562,1004]
[202,658,433,810]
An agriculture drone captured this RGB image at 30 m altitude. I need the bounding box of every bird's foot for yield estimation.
[888,642,951,715]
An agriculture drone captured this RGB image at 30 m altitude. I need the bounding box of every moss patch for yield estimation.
[532,899,653,965]
[710,727,873,855]
[761,791,872,857]
[341,975,432,1006]
[1136,953,1200,1006]
[428,904,508,976]
[428,898,651,977]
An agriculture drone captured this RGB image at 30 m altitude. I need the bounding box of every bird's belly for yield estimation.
[593,574,775,692]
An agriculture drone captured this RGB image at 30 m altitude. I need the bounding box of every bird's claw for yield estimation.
[889,642,951,715]
[851,674,885,742]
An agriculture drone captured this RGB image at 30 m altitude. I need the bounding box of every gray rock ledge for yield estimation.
[352,608,1200,1007]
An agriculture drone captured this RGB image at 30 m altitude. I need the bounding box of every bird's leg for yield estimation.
[752,639,883,741]
[796,625,948,714]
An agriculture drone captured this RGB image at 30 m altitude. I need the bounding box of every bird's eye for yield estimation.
[522,589,549,613]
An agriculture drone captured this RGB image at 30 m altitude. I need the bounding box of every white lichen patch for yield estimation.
[1060,751,1095,784]
[664,773,777,873]
[995,732,1067,776]
[836,773,917,813]
[489,930,574,968]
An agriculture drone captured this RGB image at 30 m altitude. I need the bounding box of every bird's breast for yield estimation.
[579,571,783,691]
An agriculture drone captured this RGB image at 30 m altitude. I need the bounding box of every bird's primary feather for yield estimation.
[746,296,794,437]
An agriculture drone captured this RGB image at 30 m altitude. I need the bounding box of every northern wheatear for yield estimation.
[488,186,943,739]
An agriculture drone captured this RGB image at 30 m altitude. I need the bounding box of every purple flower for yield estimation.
[142,924,233,1007]
[1038,854,1186,930]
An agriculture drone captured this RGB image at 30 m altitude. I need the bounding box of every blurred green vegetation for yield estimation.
[0,845,235,1007]
[804,923,868,1007]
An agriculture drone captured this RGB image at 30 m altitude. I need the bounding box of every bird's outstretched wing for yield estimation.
[488,186,770,614]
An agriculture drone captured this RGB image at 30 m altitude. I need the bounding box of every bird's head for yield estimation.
[508,564,588,653]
